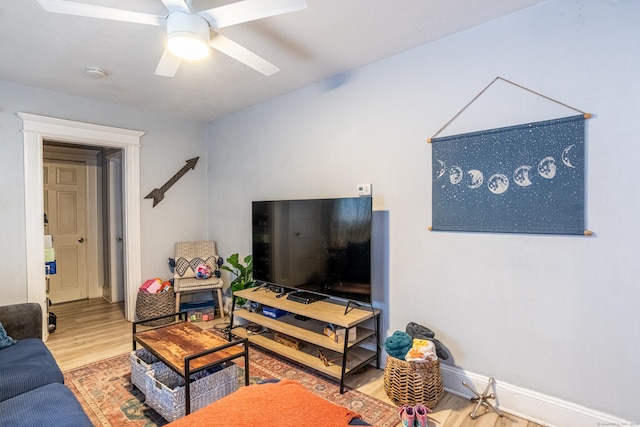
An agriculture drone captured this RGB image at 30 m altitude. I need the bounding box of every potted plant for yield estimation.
[220,253,256,305]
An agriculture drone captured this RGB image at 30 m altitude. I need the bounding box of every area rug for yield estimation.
[63,346,398,427]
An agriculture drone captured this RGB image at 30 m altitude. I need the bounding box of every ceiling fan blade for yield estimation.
[154,49,182,77]
[198,0,307,29]
[209,33,279,76]
[159,0,191,14]
[37,0,164,26]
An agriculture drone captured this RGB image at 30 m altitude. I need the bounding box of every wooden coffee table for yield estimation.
[133,315,249,415]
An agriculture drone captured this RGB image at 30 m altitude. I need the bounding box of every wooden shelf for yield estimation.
[230,288,381,393]
[231,327,376,380]
[233,309,375,352]
[234,288,378,328]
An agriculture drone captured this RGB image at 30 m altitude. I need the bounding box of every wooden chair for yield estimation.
[173,241,224,319]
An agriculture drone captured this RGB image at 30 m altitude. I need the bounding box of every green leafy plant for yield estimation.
[220,253,255,305]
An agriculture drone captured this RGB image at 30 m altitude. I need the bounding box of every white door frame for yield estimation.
[19,113,145,338]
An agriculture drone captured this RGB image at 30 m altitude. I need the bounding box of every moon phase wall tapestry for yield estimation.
[431,114,585,235]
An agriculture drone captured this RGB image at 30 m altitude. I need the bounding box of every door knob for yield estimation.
[78,237,85,243]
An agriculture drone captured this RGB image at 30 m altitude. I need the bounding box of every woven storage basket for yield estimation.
[130,349,162,396]
[135,289,175,326]
[383,356,444,408]
[144,362,238,422]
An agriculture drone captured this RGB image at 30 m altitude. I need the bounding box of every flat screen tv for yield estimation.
[252,196,372,304]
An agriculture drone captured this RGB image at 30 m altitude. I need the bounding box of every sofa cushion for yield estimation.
[0,338,63,401]
[0,322,17,349]
[0,382,92,427]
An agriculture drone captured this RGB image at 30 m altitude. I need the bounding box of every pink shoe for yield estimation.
[414,404,432,427]
[399,404,415,427]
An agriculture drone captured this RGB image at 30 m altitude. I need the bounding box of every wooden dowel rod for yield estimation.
[584,230,593,236]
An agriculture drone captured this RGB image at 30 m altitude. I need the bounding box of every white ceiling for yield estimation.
[0,0,547,123]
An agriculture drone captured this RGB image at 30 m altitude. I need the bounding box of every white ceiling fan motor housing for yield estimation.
[166,12,210,60]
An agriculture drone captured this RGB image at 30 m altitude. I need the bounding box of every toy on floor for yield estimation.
[462,377,504,419]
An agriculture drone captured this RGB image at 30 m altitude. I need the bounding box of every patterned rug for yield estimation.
[64,346,398,427]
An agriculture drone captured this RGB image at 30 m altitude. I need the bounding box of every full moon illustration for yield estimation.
[436,159,446,179]
[466,169,484,189]
[561,145,577,168]
[487,174,509,194]
[538,156,557,179]
[513,165,533,187]
[449,166,463,185]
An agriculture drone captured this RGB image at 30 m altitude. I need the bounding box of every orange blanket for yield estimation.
[166,379,363,427]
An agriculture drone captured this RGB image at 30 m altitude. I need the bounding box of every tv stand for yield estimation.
[229,288,380,393]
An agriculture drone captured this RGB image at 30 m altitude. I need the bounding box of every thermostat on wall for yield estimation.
[358,183,372,196]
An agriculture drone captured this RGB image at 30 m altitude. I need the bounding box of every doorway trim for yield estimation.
[19,113,145,337]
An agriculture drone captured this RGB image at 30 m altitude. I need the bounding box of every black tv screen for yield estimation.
[252,197,372,303]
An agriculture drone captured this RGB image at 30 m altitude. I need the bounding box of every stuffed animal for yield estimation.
[195,263,212,279]
[384,330,413,360]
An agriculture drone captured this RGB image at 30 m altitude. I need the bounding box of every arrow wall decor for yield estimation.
[145,157,199,207]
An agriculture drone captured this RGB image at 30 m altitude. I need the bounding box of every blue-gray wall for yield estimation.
[206,0,639,421]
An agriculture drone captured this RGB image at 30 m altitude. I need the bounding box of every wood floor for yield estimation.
[46,298,544,427]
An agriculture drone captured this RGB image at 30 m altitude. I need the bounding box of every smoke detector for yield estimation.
[85,67,107,78]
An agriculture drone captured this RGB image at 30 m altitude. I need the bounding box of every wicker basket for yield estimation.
[383,356,444,408]
[130,349,162,396]
[135,289,175,326]
[144,362,238,422]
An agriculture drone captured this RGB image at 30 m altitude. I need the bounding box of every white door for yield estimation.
[106,153,124,302]
[44,160,88,303]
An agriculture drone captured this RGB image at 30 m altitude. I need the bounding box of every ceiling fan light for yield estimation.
[168,32,209,60]
[166,12,210,61]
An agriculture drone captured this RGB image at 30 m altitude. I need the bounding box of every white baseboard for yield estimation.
[440,364,630,427]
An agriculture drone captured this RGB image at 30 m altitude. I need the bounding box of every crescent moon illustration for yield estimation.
[538,156,557,179]
[466,169,484,189]
[562,144,577,168]
[436,159,446,179]
[449,166,463,185]
[513,165,533,187]
[487,173,509,194]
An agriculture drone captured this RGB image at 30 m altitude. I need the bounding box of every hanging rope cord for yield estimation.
[428,77,591,143]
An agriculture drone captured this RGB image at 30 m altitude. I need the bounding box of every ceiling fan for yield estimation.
[37,0,307,77]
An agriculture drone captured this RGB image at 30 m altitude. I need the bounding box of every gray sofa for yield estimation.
[0,303,92,427]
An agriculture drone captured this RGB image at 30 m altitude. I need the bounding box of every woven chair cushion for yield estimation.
[174,276,223,292]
